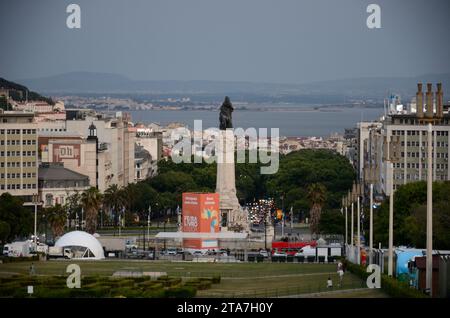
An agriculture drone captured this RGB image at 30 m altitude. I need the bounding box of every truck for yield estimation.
[2,241,32,257]
[47,246,73,259]
[97,237,126,257]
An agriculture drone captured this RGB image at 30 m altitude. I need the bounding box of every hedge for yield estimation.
[0,256,39,263]
[343,259,428,298]
[0,274,204,298]
[164,286,197,298]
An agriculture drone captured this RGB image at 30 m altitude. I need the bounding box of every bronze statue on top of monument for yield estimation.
[219,96,234,130]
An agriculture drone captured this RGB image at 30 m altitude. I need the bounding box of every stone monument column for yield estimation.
[216,129,241,230]
[216,97,249,232]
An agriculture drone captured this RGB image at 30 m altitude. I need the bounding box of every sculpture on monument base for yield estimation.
[216,96,249,233]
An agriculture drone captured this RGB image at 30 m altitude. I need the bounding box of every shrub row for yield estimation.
[343,259,428,298]
[0,256,39,263]
[0,274,204,298]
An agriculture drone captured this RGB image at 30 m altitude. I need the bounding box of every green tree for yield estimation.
[81,187,103,234]
[103,184,125,223]
[318,209,344,235]
[0,193,33,241]
[0,220,11,244]
[45,204,67,239]
[307,183,327,234]
[373,181,450,249]
[266,149,355,219]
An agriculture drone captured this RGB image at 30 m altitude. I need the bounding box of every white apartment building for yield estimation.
[360,83,450,196]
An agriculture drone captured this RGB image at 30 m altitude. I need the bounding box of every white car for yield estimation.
[272,251,287,257]
[165,248,177,256]
[259,250,269,258]
[191,250,204,256]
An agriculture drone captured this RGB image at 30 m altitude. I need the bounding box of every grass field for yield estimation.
[0,260,387,298]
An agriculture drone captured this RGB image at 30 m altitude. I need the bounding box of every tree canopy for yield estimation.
[373,181,450,249]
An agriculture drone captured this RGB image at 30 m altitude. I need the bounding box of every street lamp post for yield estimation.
[369,183,374,265]
[118,214,121,237]
[81,207,84,231]
[147,205,151,240]
[163,220,167,251]
[388,161,394,277]
[33,194,38,249]
[357,183,361,265]
[426,123,433,295]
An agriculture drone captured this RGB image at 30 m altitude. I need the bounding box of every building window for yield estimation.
[45,194,53,206]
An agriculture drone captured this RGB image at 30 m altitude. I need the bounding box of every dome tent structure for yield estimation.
[55,231,105,260]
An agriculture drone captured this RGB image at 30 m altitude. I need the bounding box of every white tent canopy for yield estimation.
[55,231,105,260]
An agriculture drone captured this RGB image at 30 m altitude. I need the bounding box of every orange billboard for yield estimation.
[182,192,220,249]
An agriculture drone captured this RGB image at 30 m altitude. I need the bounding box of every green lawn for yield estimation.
[0,260,387,298]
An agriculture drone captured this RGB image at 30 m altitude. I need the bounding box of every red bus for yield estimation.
[271,241,317,256]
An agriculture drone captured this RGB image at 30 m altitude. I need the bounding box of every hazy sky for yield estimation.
[1,0,449,83]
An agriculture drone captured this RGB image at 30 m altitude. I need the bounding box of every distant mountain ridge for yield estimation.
[16,71,450,101]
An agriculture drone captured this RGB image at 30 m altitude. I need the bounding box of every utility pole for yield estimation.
[33,194,38,250]
[81,207,84,231]
[369,183,374,265]
[388,161,394,277]
[118,214,121,237]
[426,123,433,296]
[345,196,348,246]
[263,204,267,251]
[147,206,151,240]
[351,200,354,245]
[357,184,361,265]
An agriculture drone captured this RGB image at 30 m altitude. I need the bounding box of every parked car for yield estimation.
[165,248,177,256]
[272,251,287,257]
[192,250,204,257]
[259,250,269,258]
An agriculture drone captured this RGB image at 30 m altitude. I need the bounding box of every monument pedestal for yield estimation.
[216,129,249,232]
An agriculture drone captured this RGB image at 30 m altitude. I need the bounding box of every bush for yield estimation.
[0,256,39,263]
[164,286,197,298]
[142,289,165,298]
[211,275,221,284]
[111,287,141,298]
[343,259,428,298]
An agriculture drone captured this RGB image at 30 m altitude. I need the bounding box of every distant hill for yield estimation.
[17,71,450,102]
[0,77,54,105]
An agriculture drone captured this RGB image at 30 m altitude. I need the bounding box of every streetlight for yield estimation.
[357,182,361,265]
[81,207,84,231]
[369,183,374,265]
[388,161,394,276]
[147,205,151,239]
[426,123,433,295]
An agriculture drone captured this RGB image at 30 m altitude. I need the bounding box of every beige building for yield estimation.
[0,111,38,200]
[65,112,135,189]
[38,131,114,193]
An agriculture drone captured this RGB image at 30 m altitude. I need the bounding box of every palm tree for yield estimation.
[81,187,103,234]
[307,183,326,235]
[103,184,125,225]
[45,204,67,239]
